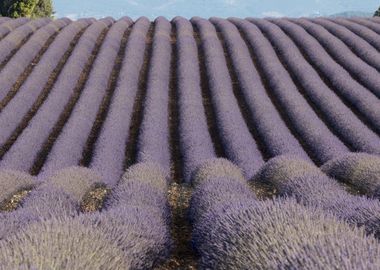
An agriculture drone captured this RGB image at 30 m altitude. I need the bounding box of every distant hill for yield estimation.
[329,11,373,18]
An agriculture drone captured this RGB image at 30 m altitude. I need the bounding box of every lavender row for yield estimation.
[190,158,380,269]
[0,167,103,239]
[322,153,380,199]
[332,18,380,51]
[313,18,380,70]
[0,19,91,148]
[292,18,380,98]
[90,17,151,186]
[39,18,133,178]
[0,18,51,65]
[0,18,70,101]
[253,155,380,238]
[0,17,10,25]
[0,19,113,172]
[171,17,215,182]
[0,163,171,269]
[102,162,171,268]
[211,17,311,162]
[250,19,380,154]
[232,18,348,164]
[270,18,380,135]
[350,17,380,34]
[191,17,264,178]
[0,18,29,40]
[136,17,172,172]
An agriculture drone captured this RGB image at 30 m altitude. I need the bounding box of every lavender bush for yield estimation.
[322,153,380,199]
[253,155,380,237]
[191,159,380,269]
[0,170,36,204]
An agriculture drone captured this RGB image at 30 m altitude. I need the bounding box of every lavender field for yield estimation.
[0,15,379,269]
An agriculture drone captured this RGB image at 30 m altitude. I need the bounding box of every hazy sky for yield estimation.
[54,0,379,20]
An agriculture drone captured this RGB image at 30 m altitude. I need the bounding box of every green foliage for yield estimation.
[375,6,380,17]
[0,0,53,18]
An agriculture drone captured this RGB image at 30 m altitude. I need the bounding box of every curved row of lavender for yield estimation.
[0,18,51,65]
[231,17,349,164]
[39,17,133,178]
[172,17,215,182]
[0,18,70,101]
[89,17,151,186]
[269,18,380,135]
[189,159,380,269]
[291,18,380,98]
[136,17,172,173]
[332,18,380,51]
[312,18,380,70]
[211,17,311,162]
[0,16,378,178]
[0,18,113,172]
[0,19,92,151]
[246,18,380,154]
[191,16,264,178]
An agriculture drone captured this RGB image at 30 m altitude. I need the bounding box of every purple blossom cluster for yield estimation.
[190,158,380,269]
[0,170,36,204]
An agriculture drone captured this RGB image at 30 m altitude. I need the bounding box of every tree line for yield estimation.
[0,0,53,18]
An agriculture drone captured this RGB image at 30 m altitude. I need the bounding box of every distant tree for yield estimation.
[375,6,380,17]
[0,0,53,18]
